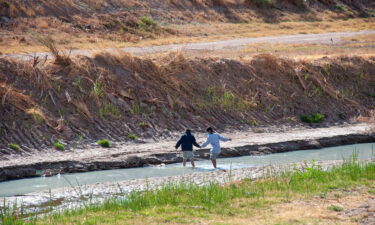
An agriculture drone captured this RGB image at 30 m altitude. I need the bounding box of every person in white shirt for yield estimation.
[201,127,231,169]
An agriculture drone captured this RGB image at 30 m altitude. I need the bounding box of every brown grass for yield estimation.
[0,18,373,55]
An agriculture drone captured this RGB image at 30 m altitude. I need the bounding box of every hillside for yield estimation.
[0,52,374,155]
[0,0,374,54]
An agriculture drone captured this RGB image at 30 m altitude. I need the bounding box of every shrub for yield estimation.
[334,4,345,11]
[300,113,325,123]
[97,139,111,148]
[127,133,139,140]
[247,0,272,8]
[327,205,343,212]
[53,141,65,151]
[137,16,157,31]
[8,143,20,151]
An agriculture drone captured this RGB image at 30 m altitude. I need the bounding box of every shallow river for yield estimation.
[0,143,374,197]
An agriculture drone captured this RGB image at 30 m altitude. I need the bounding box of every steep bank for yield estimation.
[0,53,375,154]
[0,0,374,54]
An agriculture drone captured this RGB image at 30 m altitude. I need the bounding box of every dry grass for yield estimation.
[0,18,373,55]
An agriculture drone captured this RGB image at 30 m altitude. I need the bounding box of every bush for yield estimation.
[327,205,344,212]
[54,141,65,151]
[247,0,272,8]
[137,16,157,31]
[127,133,139,140]
[8,143,20,151]
[97,139,111,148]
[300,113,325,123]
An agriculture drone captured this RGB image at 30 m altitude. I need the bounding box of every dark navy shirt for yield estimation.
[175,133,200,151]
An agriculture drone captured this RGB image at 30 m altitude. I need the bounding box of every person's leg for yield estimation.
[183,159,186,167]
[191,159,195,168]
[211,159,217,168]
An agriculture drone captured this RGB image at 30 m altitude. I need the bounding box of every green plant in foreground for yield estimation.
[327,205,344,212]
[127,133,138,140]
[8,143,20,151]
[2,155,374,224]
[97,139,110,148]
[300,113,325,123]
[53,141,65,151]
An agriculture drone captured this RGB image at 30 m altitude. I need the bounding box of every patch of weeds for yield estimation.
[137,16,157,31]
[334,4,346,11]
[250,119,258,126]
[127,133,139,140]
[327,205,343,212]
[300,113,325,123]
[247,0,272,8]
[8,143,20,151]
[138,122,149,129]
[53,141,65,151]
[92,81,104,99]
[365,93,375,98]
[131,102,141,115]
[99,102,120,118]
[2,2,10,8]
[32,112,44,124]
[303,72,310,81]
[97,139,110,148]
[34,35,71,66]
[359,72,366,80]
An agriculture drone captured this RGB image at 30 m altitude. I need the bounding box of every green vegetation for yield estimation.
[2,154,374,224]
[137,16,157,31]
[7,143,20,151]
[127,133,139,140]
[99,102,120,118]
[327,205,344,212]
[53,141,65,151]
[334,4,346,12]
[97,139,110,148]
[91,81,104,99]
[249,0,272,8]
[202,87,254,111]
[300,113,325,123]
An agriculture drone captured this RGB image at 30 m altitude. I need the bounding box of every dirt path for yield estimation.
[2,30,375,60]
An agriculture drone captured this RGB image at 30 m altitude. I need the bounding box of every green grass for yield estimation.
[127,133,139,140]
[137,16,157,31]
[2,154,374,224]
[97,139,110,148]
[8,143,20,151]
[53,141,65,151]
[327,205,344,212]
[300,113,325,123]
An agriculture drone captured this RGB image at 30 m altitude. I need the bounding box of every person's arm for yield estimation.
[201,136,211,148]
[218,134,231,142]
[192,136,201,148]
[175,137,182,149]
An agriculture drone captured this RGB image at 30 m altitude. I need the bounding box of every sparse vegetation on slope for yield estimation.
[0,0,373,54]
[0,53,374,152]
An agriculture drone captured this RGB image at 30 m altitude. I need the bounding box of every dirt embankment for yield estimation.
[0,0,374,45]
[0,52,375,156]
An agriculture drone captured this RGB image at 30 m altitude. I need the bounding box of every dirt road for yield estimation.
[2,30,375,60]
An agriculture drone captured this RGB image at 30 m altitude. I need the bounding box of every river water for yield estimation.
[0,143,374,197]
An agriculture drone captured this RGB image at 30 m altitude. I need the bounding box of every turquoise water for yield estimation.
[0,143,374,197]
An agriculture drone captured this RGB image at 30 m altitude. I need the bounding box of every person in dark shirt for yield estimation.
[175,129,201,168]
